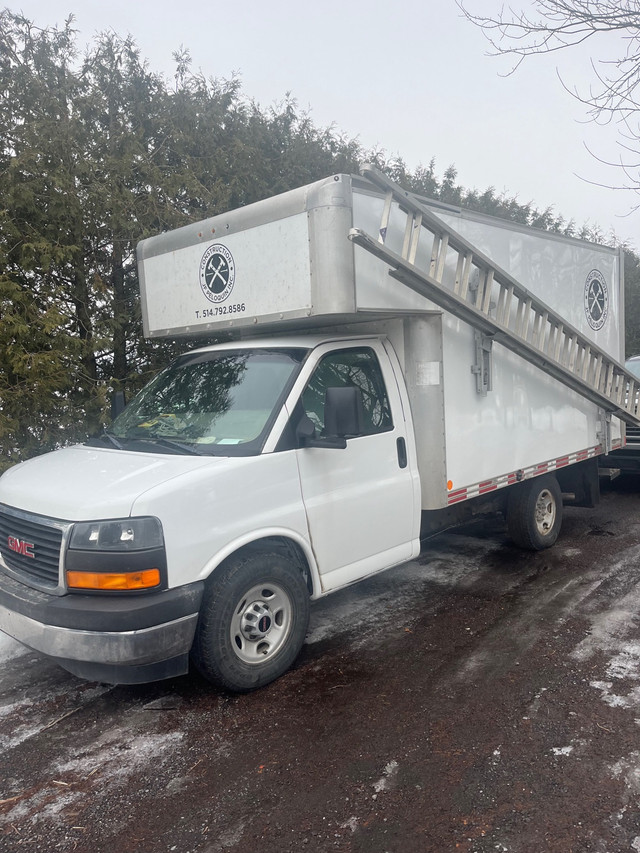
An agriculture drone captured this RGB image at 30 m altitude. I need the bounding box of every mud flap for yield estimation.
[557,457,600,508]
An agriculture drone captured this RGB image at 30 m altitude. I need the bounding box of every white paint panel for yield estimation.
[441,314,598,492]
[416,362,440,387]
[435,211,623,361]
[142,212,312,335]
[132,452,312,589]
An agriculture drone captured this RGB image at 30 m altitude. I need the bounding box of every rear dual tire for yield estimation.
[507,474,562,551]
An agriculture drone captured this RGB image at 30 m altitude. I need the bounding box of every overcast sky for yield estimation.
[9,0,640,249]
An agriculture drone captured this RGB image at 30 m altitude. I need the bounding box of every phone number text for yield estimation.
[195,303,247,319]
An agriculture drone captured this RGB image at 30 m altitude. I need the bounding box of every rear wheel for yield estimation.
[191,551,310,693]
[507,475,562,550]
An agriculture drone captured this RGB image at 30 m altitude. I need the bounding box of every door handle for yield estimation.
[396,437,407,469]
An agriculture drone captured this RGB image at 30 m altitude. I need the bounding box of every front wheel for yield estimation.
[506,474,563,551]
[191,551,310,693]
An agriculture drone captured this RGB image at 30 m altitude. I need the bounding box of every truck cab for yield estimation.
[0,334,420,691]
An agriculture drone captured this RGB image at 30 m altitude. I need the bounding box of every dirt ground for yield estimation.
[4,475,640,853]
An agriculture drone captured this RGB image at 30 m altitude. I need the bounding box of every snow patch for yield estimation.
[571,554,640,664]
[0,684,110,751]
[571,565,640,713]
[551,746,574,756]
[341,816,359,833]
[587,641,640,710]
[0,696,33,720]
[606,642,640,681]
[373,760,399,793]
[0,729,184,827]
[610,753,640,797]
[0,631,28,664]
[558,547,582,558]
[523,687,548,720]
[589,680,640,710]
[203,820,247,851]
[55,729,183,780]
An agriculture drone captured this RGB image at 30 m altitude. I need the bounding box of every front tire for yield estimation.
[191,551,310,693]
[507,474,562,550]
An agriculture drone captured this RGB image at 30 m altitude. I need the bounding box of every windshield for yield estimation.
[108,348,306,456]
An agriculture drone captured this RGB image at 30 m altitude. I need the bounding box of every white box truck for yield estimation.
[0,166,637,692]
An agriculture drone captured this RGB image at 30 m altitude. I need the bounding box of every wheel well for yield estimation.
[210,538,313,595]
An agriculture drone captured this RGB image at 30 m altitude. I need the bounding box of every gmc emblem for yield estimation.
[7,536,35,559]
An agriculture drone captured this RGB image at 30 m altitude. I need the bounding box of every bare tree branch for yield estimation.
[459,1,640,191]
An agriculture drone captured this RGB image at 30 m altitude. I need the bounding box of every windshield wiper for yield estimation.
[89,431,125,450]
[138,437,206,456]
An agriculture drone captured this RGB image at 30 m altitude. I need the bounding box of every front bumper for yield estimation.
[0,569,204,684]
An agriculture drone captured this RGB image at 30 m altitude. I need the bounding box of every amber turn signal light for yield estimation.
[66,569,161,591]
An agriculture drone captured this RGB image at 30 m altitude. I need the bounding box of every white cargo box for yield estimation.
[137,174,623,362]
[138,175,625,513]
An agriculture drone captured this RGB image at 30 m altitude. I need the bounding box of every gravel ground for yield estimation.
[3,476,640,852]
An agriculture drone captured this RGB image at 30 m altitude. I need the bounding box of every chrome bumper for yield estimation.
[0,569,204,683]
[0,603,198,666]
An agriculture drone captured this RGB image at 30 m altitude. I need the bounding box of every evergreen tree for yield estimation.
[1,8,638,474]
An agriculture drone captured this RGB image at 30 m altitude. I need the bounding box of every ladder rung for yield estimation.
[533,311,547,351]
[568,335,579,371]
[474,271,486,311]
[515,298,526,337]
[593,355,604,390]
[497,284,513,326]
[625,381,636,413]
[453,253,465,295]
[481,270,494,316]
[605,365,614,397]
[428,234,441,278]
[581,346,592,381]
[553,324,564,362]
[434,232,449,282]
[458,254,472,300]
[378,190,393,243]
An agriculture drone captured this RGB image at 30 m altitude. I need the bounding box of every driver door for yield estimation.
[293,342,419,592]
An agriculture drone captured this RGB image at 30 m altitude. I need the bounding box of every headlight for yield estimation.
[66,517,166,592]
[69,517,163,551]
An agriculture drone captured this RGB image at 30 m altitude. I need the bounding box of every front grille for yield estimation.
[0,509,63,588]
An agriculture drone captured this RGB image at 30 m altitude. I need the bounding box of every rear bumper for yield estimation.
[0,569,204,684]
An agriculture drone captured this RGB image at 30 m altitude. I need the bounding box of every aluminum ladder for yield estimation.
[349,165,640,428]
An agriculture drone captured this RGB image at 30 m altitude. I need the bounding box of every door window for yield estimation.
[301,347,393,436]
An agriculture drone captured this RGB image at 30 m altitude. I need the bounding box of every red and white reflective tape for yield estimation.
[446,443,607,506]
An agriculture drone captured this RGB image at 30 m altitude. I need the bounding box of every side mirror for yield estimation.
[296,386,363,450]
[296,413,347,450]
[324,386,364,439]
[111,390,126,420]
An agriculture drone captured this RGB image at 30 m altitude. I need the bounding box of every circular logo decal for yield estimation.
[199,244,235,303]
[258,615,271,633]
[584,269,608,331]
